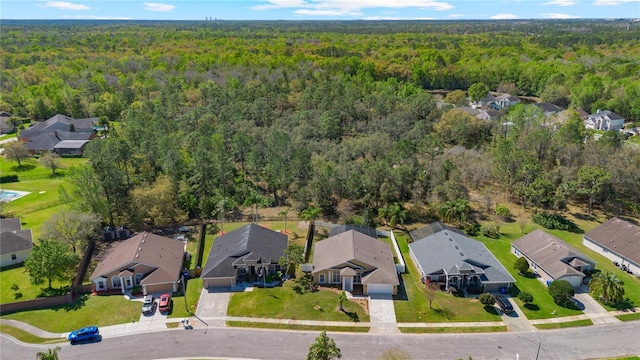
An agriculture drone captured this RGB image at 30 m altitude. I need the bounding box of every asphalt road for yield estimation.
[3,322,639,360]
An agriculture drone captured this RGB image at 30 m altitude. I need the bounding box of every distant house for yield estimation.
[533,102,565,117]
[90,232,184,295]
[310,229,399,295]
[470,93,496,109]
[0,111,16,134]
[512,229,595,288]
[53,140,91,156]
[583,218,640,276]
[201,224,287,288]
[584,110,625,132]
[20,114,97,155]
[457,107,504,121]
[409,223,515,293]
[493,94,520,110]
[0,218,33,267]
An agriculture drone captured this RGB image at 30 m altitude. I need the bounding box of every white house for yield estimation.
[585,110,625,132]
[0,218,33,267]
[583,218,640,276]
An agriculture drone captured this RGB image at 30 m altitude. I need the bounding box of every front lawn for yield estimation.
[0,324,66,344]
[227,280,369,323]
[227,321,370,332]
[393,232,503,323]
[0,294,141,332]
[0,265,69,303]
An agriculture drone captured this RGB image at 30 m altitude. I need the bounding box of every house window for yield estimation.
[134,273,143,286]
[11,254,17,261]
[319,274,326,284]
[331,272,340,284]
[238,268,247,275]
[112,276,122,288]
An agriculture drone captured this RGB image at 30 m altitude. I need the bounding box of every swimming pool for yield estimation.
[0,189,30,202]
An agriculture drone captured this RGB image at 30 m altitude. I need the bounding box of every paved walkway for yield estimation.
[195,288,233,327]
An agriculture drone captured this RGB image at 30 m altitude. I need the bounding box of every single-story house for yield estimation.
[201,224,287,288]
[23,131,94,155]
[0,111,15,134]
[91,232,184,295]
[310,230,399,295]
[0,218,33,267]
[409,224,515,293]
[493,94,520,110]
[583,218,640,276]
[512,229,596,288]
[533,102,565,117]
[584,110,625,132]
[54,140,91,156]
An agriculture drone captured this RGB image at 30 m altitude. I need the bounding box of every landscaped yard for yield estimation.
[227,280,370,323]
[0,265,68,304]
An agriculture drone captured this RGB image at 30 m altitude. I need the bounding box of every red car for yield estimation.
[158,293,171,313]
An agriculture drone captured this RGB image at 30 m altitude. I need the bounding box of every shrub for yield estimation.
[464,223,480,236]
[495,204,511,219]
[481,223,500,239]
[518,291,533,304]
[0,174,19,183]
[478,292,496,306]
[532,212,575,231]
[548,280,575,307]
[514,257,530,274]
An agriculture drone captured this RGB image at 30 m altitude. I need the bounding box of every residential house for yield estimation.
[583,218,640,276]
[512,229,595,288]
[0,218,33,267]
[493,94,520,110]
[0,111,15,134]
[584,110,625,132]
[533,102,565,117]
[470,93,496,109]
[310,229,399,295]
[456,107,504,121]
[20,114,97,155]
[53,140,91,156]
[201,224,287,288]
[91,232,184,295]
[409,223,515,293]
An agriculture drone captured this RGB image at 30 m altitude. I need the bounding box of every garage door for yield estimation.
[366,284,393,295]
[560,275,582,288]
[204,277,235,288]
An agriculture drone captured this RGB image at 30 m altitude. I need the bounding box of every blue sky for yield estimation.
[1,1,639,20]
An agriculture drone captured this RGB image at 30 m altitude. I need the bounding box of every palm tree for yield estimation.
[440,201,456,224]
[589,271,625,303]
[452,199,470,226]
[279,208,290,233]
[306,331,342,360]
[36,346,61,360]
[378,203,408,229]
[300,206,321,222]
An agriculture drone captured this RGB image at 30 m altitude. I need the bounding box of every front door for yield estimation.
[124,277,133,289]
[343,277,353,292]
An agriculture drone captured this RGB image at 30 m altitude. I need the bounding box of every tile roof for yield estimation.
[584,218,640,266]
[312,230,399,286]
[512,229,595,280]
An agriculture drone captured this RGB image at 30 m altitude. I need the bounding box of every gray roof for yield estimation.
[409,222,462,243]
[0,218,22,232]
[20,114,96,140]
[584,217,640,266]
[312,230,399,286]
[588,110,624,121]
[534,102,564,113]
[54,140,90,149]
[0,218,33,255]
[201,224,287,278]
[23,132,93,152]
[512,230,595,280]
[329,224,377,238]
[409,229,515,284]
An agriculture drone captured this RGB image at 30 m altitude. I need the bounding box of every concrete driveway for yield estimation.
[573,286,621,325]
[496,295,535,332]
[195,288,231,326]
[368,294,399,333]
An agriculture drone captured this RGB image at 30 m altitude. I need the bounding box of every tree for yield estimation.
[41,210,101,253]
[444,90,467,107]
[478,292,496,306]
[2,141,30,167]
[468,82,489,103]
[243,190,269,223]
[379,346,412,360]
[378,202,407,229]
[36,346,61,360]
[131,175,187,227]
[575,165,612,214]
[24,239,80,289]
[425,281,439,309]
[39,151,61,175]
[548,280,575,307]
[278,244,305,276]
[518,291,533,305]
[589,271,625,304]
[306,331,342,360]
[494,204,511,220]
[440,199,471,226]
[59,164,111,223]
[514,257,530,274]
[339,291,347,312]
[300,206,322,222]
[279,208,290,234]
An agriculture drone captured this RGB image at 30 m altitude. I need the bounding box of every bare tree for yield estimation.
[42,210,101,253]
[2,141,30,167]
[425,281,439,309]
[39,151,61,175]
[517,215,528,234]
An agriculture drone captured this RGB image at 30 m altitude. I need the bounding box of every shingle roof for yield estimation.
[0,218,22,232]
[409,228,515,284]
[534,102,564,113]
[90,232,184,285]
[512,230,595,280]
[584,218,640,266]
[588,110,624,121]
[329,224,377,238]
[409,222,462,242]
[312,230,399,286]
[20,114,96,140]
[0,230,33,254]
[201,224,287,278]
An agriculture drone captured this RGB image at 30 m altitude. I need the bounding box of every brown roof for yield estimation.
[312,230,398,286]
[91,232,183,285]
[513,230,595,280]
[584,218,640,266]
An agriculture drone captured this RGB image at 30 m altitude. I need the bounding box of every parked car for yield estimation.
[142,295,156,315]
[158,293,172,313]
[68,326,100,344]
[179,226,190,233]
[496,297,514,314]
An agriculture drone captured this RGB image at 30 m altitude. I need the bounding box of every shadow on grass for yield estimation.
[394,276,409,301]
[433,307,454,320]
[608,298,635,311]
[64,294,89,311]
[37,286,71,298]
[519,271,537,279]
[10,164,36,172]
[341,309,360,322]
[484,305,499,315]
[524,303,540,311]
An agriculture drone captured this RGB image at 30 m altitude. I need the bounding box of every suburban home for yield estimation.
[533,102,565,117]
[310,229,399,295]
[200,224,287,288]
[470,93,496,109]
[53,139,91,156]
[584,110,625,132]
[409,223,515,293]
[493,94,520,110]
[583,218,640,276]
[20,114,97,155]
[457,107,504,121]
[91,232,184,295]
[0,218,33,268]
[512,229,595,288]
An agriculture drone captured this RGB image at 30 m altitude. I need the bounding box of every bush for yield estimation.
[514,257,530,274]
[548,280,575,307]
[495,204,511,219]
[478,292,496,306]
[518,291,533,304]
[464,223,480,236]
[532,212,575,231]
[0,174,19,183]
[481,223,500,239]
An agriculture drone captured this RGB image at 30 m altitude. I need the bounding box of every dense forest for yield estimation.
[2,20,639,229]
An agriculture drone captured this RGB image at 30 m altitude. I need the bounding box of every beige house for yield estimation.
[91,232,184,295]
[583,218,640,276]
[0,218,33,267]
[310,230,399,295]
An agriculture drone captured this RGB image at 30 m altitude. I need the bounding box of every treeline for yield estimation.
[1,20,639,228]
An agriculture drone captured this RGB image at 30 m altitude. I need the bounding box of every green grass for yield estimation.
[0,324,65,344]
[227,281,369,322]
[0,265,69,303]
[169,277,203,318]
[227,321,370,332]
[393,232,503,323]
[399,325,507,333]
[534,319,593,329]
[0,294,141,332]
[616,312,640,321]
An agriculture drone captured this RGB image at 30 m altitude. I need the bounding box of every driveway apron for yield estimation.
[368,294,399,334]
[573,286,621,325]
[498,295,535,332]
[195,288,231,327]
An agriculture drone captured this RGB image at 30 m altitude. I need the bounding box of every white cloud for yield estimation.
[542,0,576,6]
[447,13,465,18]
[540,12,580,18]
[253,0,454,15]
[594,0,640,5]
[42,1,89,10]
[144,2,175,12]
[491,13,518,19]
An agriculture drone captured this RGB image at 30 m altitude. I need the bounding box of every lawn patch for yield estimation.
[227,321,370,332]
[534,319,592,329]
[616,312,640,322]
[399,325,507,333]
[0,324,65,344]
